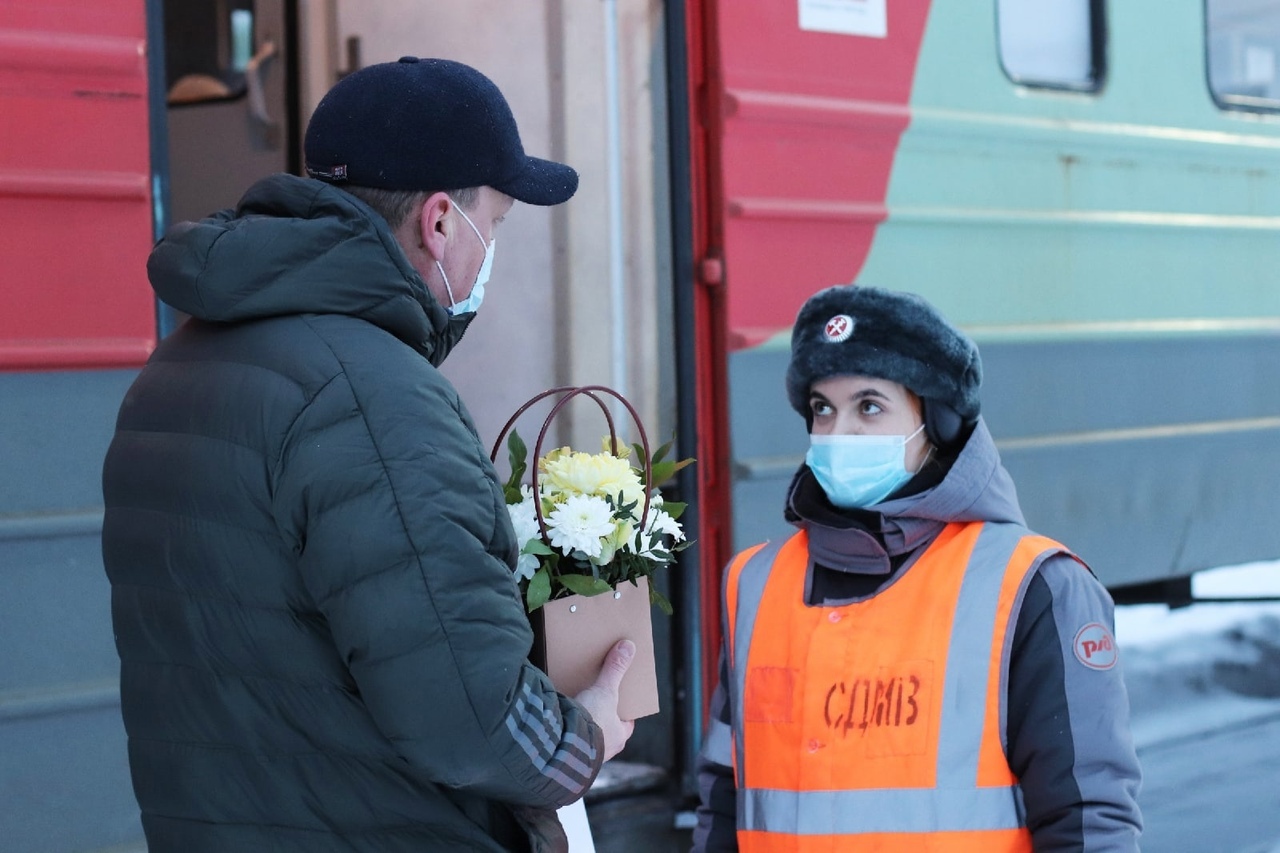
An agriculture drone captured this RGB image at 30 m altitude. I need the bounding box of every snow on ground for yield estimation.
[1116,560,1280,649]
[1115,561,1280,749]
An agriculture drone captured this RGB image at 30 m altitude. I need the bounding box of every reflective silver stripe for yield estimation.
[935,522,1024,788]
[701,717,734,766]
[729,538,785,787]
[738,785,1025,834]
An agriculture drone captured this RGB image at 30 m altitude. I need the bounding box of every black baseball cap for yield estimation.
[304,57,578,206]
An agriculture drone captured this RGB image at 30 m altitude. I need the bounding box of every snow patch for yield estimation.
[1117,561,1280,749]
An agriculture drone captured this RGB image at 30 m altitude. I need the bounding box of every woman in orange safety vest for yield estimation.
[691,285,1142,852]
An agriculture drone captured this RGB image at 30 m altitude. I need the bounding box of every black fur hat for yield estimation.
[304,57,578,205]
[786,286,982,444]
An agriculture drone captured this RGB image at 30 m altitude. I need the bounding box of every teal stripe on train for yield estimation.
[859,0,1280,334]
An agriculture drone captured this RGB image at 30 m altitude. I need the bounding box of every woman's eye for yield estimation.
[810,400,833,417]
[859,400,883,416]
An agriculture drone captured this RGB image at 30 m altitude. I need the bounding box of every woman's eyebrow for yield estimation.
[810,387,890,404]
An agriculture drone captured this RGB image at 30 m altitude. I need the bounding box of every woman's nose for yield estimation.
[834,414,862,436]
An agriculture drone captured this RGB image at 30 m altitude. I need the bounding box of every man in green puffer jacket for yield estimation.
[101,57,634,852]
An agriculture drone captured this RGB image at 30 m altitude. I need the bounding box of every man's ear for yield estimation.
[418,191,454,262]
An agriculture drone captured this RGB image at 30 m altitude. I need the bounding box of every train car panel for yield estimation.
[714,0,931,348]
[0,1,156,369]
[863,0,1280,327]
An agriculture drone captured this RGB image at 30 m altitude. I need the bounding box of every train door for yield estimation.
[161,0,295,227]
[0,0,156,368]
[0,2,301,850]
[676,0,933,753]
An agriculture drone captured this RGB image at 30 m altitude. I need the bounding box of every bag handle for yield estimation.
[490,385,653,542]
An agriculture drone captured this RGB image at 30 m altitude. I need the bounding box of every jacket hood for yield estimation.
[788,417,1025,573]
[147,174,452,360]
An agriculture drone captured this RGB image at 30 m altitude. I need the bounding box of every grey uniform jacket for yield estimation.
[692,419,1143,852]
[102,174,600,852]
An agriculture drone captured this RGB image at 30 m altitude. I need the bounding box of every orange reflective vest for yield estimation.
[723,521,1075,852]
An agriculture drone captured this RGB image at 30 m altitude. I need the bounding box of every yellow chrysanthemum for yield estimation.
[593,518,636,566]
[599,436,632,458]
[539,449,645,508]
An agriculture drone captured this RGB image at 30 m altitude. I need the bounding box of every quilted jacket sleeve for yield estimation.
[271,319,603,810]
[1006,554,1143,852]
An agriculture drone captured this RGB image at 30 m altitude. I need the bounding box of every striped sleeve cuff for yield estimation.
[503,670,601,800]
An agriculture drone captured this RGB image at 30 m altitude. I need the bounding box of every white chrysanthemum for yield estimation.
[545,493,616,558]
[631,508,685,556]
[513,552,539,581]
[646,508,684,541]
[507,493,542,580]
[507,493,540,545]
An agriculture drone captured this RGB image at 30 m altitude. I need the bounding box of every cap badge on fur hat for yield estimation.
[823,314,855,344]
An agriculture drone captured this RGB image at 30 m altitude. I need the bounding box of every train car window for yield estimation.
[164,0,257,105]
[1207,0,1280,112]
[996,0,1105,91]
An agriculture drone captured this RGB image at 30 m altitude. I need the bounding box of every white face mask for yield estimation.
[436,204,494,316]
[805,423,928,509]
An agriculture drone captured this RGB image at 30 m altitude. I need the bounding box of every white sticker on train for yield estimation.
[799,0,887,39]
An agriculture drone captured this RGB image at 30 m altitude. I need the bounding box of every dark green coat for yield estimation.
[102,175,602,852]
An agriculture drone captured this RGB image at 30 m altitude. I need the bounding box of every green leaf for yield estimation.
[657,460,694,486]
[630,442,649,469]
[613,492,638,519]
[567,549,597,566]
[649,584,674,616]
[650,460,676,486]
[662,501,686,520]
[651,439,673,466]
[522,539,555,556]
[558,574,614,597]
[505,430,528,494]
[525,567,552,612]
[637,437,697,486]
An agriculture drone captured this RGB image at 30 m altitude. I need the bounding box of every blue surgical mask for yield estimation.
[805,424,928,509]
[435,204,495,316]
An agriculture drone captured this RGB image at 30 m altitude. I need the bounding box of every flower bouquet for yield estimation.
[491,385,693,719]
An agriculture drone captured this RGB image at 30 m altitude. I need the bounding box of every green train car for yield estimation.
[4,0,1280,848]
[679,0,1280,628]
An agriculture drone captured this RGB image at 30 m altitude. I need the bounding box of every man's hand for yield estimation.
[573,639,637,761]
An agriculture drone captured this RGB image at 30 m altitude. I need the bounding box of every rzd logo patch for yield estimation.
[1073,622,1118,670]
[823,314,854,343]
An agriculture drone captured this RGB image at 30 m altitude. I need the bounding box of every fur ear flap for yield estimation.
[924,400,963,447]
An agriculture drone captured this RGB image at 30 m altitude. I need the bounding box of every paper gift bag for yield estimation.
[531,576,659,720]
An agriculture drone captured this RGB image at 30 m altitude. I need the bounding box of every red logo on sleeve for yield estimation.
[1073,622,1118,670]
